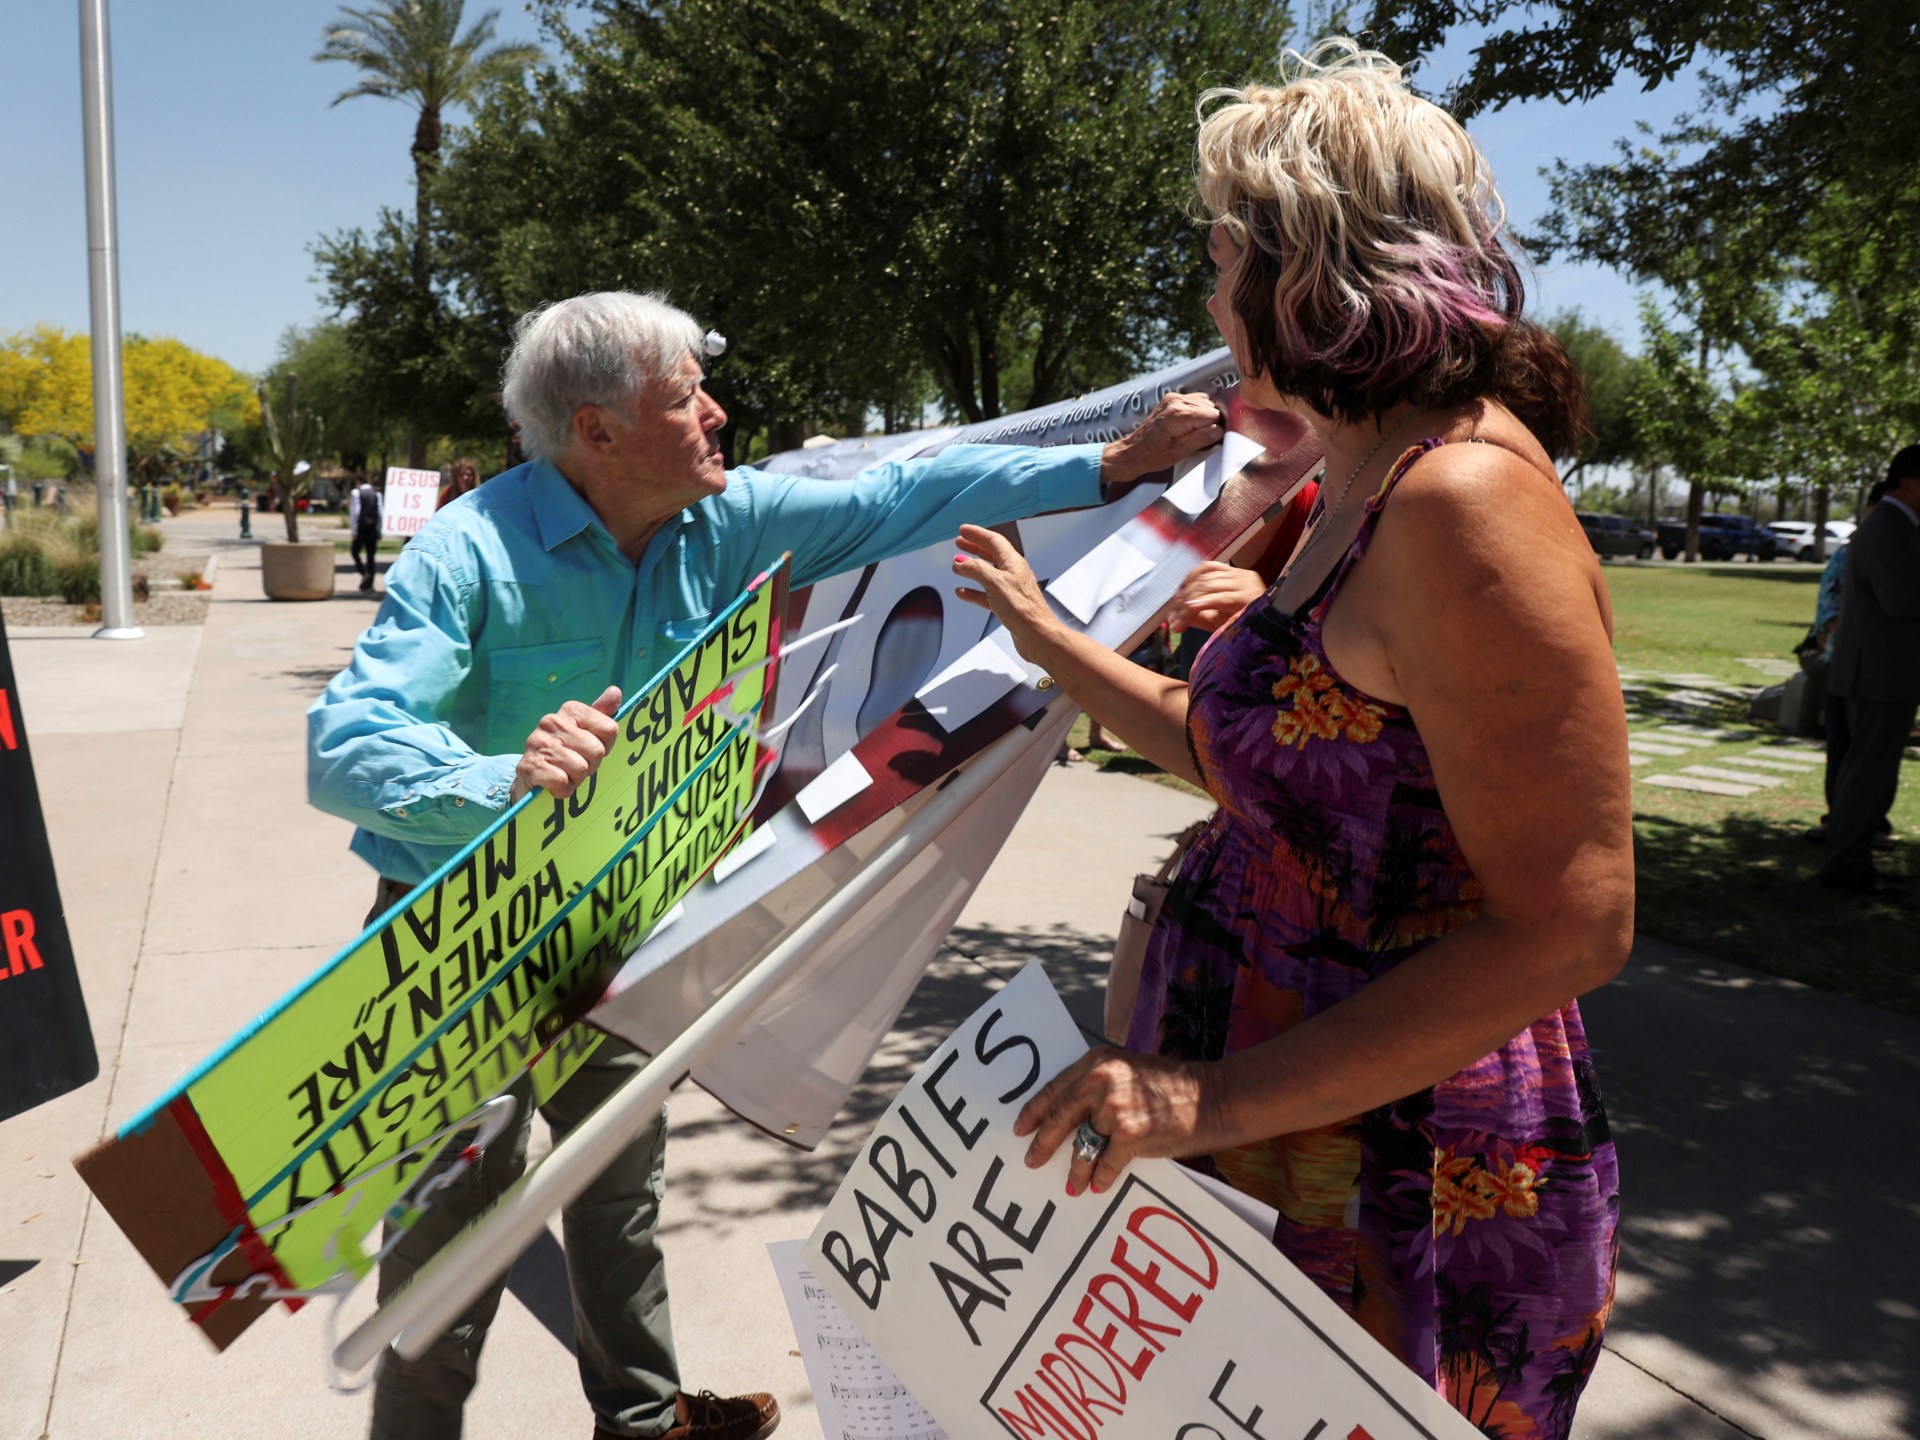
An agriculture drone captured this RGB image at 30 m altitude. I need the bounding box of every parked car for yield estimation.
[1576,511,1655,560]
[1656,513,1781,561]
[1764,519,1856,561]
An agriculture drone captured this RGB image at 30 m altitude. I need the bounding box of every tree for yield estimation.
[1368,0,1919,278]
[421,0,1292,454]
[1628,300,1737,560]
[263,321,405,474]
[315,0,540,463]
[1542,310,1646,493]
[0,327,257,482]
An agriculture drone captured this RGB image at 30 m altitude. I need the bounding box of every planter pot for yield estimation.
[259,540,337,601]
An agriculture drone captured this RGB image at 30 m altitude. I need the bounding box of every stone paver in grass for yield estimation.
[1654,725,1733,740]
[1717,754,1819,774]
[1627,740,1691,757]
[1628,754,1654,766]
[1678,765,1786,787]
[1664,690,1734,709]
[1641,774,1761,796]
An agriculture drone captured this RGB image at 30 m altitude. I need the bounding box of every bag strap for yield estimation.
[1154,818,1210,885]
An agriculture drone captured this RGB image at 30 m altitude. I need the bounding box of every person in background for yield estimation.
[1806,481,1895,849]
[956,41,1627,1437]
[347,474,384,592]
[1819,446,1920,893]
[308,290,1223,1440]
[438,455,481,511]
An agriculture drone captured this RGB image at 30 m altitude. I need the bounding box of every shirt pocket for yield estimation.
[484,637,605,753]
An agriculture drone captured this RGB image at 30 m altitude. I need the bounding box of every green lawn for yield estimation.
[1077,560,1920,1018]
[1603,558,1820,683]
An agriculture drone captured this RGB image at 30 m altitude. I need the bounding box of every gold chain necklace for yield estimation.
[1288,417,1423,579]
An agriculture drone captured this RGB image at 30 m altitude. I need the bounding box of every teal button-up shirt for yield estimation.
[308,443,1103,884]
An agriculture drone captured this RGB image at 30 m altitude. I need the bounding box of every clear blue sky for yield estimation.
[4,4,1698,378]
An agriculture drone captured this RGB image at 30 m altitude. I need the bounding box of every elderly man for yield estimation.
[1820,444,1920,894]
[307,292,1221,1440]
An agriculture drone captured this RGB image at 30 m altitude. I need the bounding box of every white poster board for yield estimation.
[381,466,440,537]
[804,964,1481,1440]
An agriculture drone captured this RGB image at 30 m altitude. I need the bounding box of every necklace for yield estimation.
[1286,417,1420,580]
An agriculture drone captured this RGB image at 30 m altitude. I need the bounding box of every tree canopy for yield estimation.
[329,0,1293,459]
[316,0,541,462]
[0,327,257,481]
[1371,0,1917,278]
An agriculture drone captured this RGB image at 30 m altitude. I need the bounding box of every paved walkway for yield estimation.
[0,503,1914,1439]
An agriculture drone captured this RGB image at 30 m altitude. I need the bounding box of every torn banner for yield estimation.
[591,355,1325,1148]
[73,561,788,1348]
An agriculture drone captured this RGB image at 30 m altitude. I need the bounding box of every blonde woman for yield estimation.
[955,40,1628,1437]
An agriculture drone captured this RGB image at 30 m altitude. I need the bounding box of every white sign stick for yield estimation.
[330,717,1057,1373]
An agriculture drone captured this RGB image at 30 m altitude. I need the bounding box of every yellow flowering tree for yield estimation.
[0,327,258,482]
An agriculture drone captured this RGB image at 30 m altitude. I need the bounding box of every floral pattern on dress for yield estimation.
[1127,440,1620,1440]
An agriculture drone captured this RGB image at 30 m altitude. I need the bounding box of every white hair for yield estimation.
[501,292,705,461]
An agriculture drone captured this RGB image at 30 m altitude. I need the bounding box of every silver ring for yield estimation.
[1071,1120,1109,1167]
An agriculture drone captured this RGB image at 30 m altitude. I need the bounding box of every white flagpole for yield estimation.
[78,0,141,639]
[332,711,1064,1372]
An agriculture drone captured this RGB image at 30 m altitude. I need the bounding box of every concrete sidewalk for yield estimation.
[1,502,1914,1439]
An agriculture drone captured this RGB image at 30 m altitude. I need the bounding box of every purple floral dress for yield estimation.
[1128,441,1620,1439]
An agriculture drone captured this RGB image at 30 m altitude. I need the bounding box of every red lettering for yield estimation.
[1349,1429,1378,1440]
[2,909,44,977]
[1110,1233,1204,1322]
[995,1385,1084,1440]
[1088,1272,1181,1365]
[1126,1206,1220,1291]
[1052,1351,1121,1428]
[0,688,16,750]
[1048,1341,1127,1417]
[1034,1364,1098,1438]
[1071,1291,1156,1381]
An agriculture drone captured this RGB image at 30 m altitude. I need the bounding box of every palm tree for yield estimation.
[315,0,540,462]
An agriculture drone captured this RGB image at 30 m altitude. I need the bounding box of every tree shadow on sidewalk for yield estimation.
[1583,939,1920,1437]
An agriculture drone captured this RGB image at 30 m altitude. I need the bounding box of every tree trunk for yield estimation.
[1811,484,1831,562]
[975,304,1001,421]
[408,103,440,472]
[1684,481,1704,562]
[933,323,981,425]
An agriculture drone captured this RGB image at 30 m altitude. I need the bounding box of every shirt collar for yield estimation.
[525,456,608,553]
[1883,494,1920,527]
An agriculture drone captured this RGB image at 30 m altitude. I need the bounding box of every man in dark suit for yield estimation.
[1821,444,1920,892]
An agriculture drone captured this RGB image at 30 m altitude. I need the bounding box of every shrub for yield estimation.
[0,526,58,596]
[41,528,100,604]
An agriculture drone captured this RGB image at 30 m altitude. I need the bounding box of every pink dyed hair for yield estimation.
[1196,38,1575,441]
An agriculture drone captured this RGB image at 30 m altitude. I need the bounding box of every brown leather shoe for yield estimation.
[650,1390,780,1440]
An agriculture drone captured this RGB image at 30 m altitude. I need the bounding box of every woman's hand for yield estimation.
[952,524,1063,648]
[1171,561,1268,633]
[1012,1046,1227,1197]
[1100,392,1227,488]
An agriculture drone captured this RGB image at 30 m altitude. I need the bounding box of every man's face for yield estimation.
[608,351,729,506]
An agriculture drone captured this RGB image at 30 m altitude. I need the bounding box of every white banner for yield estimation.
[381,465,440,536]
[805,964,1480,1440]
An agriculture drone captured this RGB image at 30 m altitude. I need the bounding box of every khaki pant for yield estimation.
[364,879,681,1440]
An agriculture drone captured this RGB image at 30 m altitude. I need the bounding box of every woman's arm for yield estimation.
[952,524,1206,788]
[1016,445,1635,1193]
